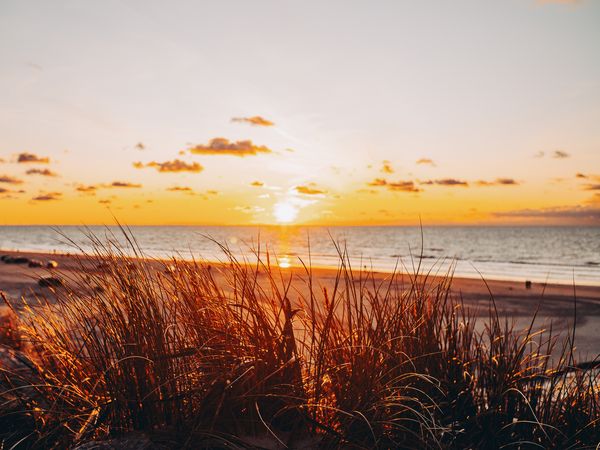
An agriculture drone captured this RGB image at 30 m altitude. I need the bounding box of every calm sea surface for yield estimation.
[0,226,599,286]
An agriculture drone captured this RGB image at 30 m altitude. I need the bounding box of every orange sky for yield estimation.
[1,1,599,226]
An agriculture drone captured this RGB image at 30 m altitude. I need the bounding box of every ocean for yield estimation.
[0,225,599,286]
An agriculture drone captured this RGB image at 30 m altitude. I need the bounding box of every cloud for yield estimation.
[494,206,600,222]
[475,178,519,186]
[416,158,436,166]
[32,192,62,201]
[250,181,264,187]
[295,185,326,195]
[134,159,203,173]
[381,160,394,174]
[0,158,5,163]
[99,199,111,205]
[553,150,570,159]
[231,116,274,127]
[576,173,587,178]
[534,151,545,158]
[188,138,272,157]
[367,178,421,193]
[26,168,58,177]
[0,175,23,184]
[166,186,194,193]
[584,184,600,191]
[107,181,142,188]
[423,178,468,187]
[135,142,145,150]
[17,152,50,163]
[76,185,98,194]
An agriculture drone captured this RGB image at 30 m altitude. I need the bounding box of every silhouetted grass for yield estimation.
[0,228,598,448]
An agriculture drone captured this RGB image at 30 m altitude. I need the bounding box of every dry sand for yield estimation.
[1,249,599,359]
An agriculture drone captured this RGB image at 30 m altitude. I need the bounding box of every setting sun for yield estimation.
[273,201,298,224]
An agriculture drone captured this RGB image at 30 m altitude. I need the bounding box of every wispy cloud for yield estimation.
[553,150,570,159]
[422,178,469,187]
[0,175,24,184]
[250,181,264,187]
[416,158,436,166]
[76,185,98,194]
[32,192,62,201]
[231,116,274,127]
[584,184,600,191]
[134,159,203,173]
[106,181,142,188]
[475,178,519,186]
[135,142,145,150]
[188,138,272,157]
[367,178,421,193]
[17,152,50,163]
[26,168,58,177]
[166,186,194,193]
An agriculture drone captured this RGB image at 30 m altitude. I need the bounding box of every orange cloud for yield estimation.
[134,159,203,173]
[76,185,98,194]
[0,175,23,184]
[231,116,274,127]
[188,138,272,157]
[167,186,194,193]
[250,181,264,187]
[295,185,326,195]
[26,168,58,177]
[367,178,421,193]
[32,192,62,201]
[17,152,50,163]
[422,178,468,187]
[416,158,436,166]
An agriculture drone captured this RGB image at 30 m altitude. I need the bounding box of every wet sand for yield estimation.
[1,249,599,359]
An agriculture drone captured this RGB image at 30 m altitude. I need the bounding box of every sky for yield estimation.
[0,0,599,226]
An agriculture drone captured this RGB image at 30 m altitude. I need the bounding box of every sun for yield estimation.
[273,201,298,224]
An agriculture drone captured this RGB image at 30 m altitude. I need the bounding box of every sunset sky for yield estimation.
[1,0,599,225]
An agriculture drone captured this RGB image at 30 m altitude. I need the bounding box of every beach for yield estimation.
[2,249,599,359]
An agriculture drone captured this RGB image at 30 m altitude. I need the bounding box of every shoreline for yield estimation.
[1,249,600,358]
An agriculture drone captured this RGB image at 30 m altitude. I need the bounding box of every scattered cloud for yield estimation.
[475,178,519,186]
[188,138,272,157]
[250,181,264,187]
[98,199,111,205]
[17,152,50,163]
[0,158,5,163]
[231,116,274,127]
[576,173,587,178]
[367,178,421,193]
[423,178,469,187]
[584,184,600,191]
[553,150,570,159]
[135,142,145,150]
[26,168,58,177]
[295,184,326,195]
[107,181,142,188]
[166,186,194,193]
[416,158,436,166]
[533,151,545,158]
[0,175,23,184]
[134,159,203,173]
[32,192,62,201]
[76,185,98,194]
[381,160,394,174]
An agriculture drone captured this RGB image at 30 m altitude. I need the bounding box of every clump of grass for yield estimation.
[0,228,598,448]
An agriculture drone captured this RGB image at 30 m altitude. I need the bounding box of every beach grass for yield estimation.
[0,229,599,449]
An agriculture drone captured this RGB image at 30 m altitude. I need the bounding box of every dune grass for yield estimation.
[0,229,598,448]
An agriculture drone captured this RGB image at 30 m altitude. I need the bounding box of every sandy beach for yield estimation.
[1,249,599,359]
